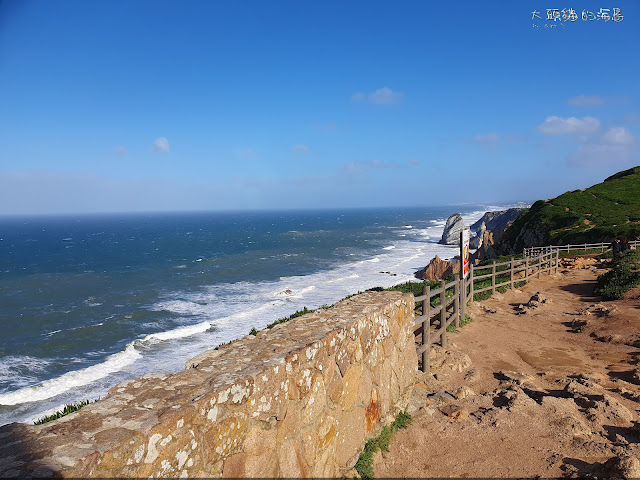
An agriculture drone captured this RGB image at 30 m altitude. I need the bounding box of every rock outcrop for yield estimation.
[470,223,486,249]
[471,230,497,263]
[0,292,418,479]
[471,208,527,233]
[439,214,465,246]
[414,256,454,281]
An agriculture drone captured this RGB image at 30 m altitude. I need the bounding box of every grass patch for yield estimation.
[249,327,258,336]
[594,249,640,300]
[559,248,609,257]
[266,306,315,329]
[354,411,412,479]
[34,399,94,425]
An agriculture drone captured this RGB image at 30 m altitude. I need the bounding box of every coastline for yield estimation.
[1,206,503,426]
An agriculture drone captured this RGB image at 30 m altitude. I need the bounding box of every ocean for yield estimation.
[0,205,499,426]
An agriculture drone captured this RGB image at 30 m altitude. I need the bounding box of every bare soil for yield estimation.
[374,258,640,478]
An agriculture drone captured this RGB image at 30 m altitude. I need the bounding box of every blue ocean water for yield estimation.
[0,206,495,425]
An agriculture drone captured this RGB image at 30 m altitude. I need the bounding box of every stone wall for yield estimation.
[0,291,418,478]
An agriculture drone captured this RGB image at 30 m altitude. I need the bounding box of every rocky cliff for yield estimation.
[471,208,528,233]
[0,292,418,479]
[439,214,465,246]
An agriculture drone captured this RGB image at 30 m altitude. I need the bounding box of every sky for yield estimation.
[1,0,639,215]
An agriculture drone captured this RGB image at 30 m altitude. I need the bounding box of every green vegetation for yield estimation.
[266,306,315,329]
[249,327,258,336]
[354,411,412,479]
[499,166,640,252]
[594,250,640,300]
[559,248,609,257]
[34,399,94,425]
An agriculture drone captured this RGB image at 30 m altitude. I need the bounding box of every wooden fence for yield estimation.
[414,249,560,373]
[524,240,639,258]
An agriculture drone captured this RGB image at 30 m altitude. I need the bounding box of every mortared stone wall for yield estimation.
[0,291,418,478]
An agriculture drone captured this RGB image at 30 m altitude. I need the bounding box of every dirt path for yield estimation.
[374,259,640,478]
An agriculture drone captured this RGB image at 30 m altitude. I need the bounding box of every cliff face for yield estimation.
[496,166,640,254]
[471,208,528,233]
[439,214,465,245]
[0,292,418,479]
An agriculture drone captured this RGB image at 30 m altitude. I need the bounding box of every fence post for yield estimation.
[524,255,528,280]
[440,279,447,348]
[510,256,514,289]
[460,272,466,324]
[556,249,560,274]
[537,254,542,279]
[469,264,474,302]
[421,285,430,374]
[454,274,460,329]
[491,261,496,293]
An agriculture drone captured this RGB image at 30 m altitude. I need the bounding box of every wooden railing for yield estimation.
[524,240,639,258]
[414,249,559,373]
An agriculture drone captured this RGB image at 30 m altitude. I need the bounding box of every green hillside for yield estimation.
[498,166,640,252]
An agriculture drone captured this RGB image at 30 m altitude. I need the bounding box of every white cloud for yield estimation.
[463,133,499,144]
[568,95,605,106]
[151,137,170,153]
[291,144,309,153]
[566,127,635,167]
[115,146,128,157]
[602,127,634,146]
[368,87,403,105]
[350,88,404,105]
[537,116,600,135]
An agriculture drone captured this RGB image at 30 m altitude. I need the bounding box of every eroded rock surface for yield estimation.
[0,291,418,478]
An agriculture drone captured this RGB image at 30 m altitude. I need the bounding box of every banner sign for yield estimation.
[461,228,470,279]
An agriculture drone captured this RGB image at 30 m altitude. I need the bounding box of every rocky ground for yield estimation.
[373,256,640,478]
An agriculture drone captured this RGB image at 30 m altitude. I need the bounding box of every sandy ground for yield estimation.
[373,258,640,478]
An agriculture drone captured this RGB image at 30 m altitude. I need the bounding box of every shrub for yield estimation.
[354,411,412,479]
[594,250,640,300]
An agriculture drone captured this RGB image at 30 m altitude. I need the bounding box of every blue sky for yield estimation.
[1,0,639,214]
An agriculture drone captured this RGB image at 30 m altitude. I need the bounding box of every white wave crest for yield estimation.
[0,345,141,406]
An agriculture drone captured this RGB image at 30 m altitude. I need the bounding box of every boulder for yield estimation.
[414,256,454,281]
[439,214,465,245]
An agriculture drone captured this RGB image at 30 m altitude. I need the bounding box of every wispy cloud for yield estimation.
[463,133,499,144]
[238,148,258,158]
[115,146,128,157]
[151,137,170,153]
[503,135,529,144]
[408,157,421,166]
[537,116,600,135]
[625,113,640,124]
[567,127,635,167]
[350,87,404,105]
[316,121,338,131]
[568,95,605,106]
[291,144,309,153]
[368,87,403,105]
